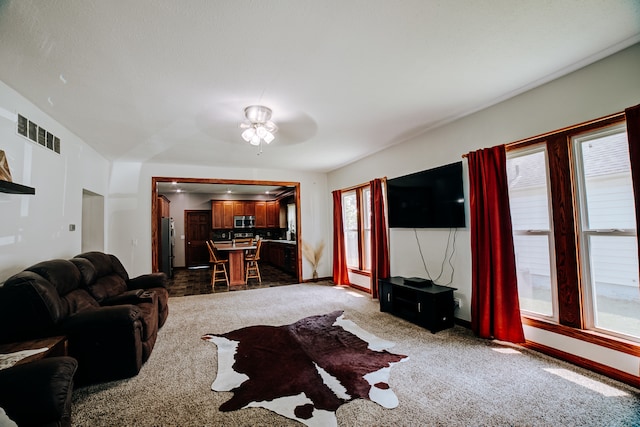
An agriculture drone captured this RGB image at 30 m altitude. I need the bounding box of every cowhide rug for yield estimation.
[201,310,408,426]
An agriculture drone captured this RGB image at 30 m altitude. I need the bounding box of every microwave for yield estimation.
[234,215,255,228]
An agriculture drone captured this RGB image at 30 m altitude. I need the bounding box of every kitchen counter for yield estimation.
[261,239,297,245]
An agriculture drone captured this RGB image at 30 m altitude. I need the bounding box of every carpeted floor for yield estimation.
[71,283,640,426]
[167,263,298,297]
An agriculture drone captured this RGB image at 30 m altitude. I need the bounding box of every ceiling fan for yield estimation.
[239,105,278,153]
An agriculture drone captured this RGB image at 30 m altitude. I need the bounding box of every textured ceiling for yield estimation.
[0,0,639,173]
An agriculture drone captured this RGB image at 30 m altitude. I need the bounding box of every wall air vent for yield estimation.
[17,114,60,154]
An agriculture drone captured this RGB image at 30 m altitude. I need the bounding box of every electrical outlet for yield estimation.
[453,297,462,309]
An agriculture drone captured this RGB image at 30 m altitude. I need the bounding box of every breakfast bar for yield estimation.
[215,241,256,287]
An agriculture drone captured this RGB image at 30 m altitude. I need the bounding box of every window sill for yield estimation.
[347,268,371,276]
[522,316,640,357]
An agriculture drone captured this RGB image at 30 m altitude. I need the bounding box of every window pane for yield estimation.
[588,235,640,337]
[342,192,359,268]
[507,150,550,231]
[362,188,371,270]
[513,234,554,316]
[579,130,635,230]
[363,189,371,229]
[343,192,358,230]
[507,148,555,318]
[345,230,359,267]
[363,230,371,270]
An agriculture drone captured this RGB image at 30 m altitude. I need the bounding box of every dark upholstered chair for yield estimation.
[0,356,77,427]
[0,252,168,385]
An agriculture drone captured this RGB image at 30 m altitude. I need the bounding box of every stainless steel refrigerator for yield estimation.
[160,217,174,278]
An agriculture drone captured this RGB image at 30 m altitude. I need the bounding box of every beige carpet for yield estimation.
[71,282,640,426]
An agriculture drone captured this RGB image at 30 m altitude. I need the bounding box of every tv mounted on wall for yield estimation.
[387,161,465,228]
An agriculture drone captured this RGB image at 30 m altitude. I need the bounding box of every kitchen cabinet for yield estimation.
[263,241,297,276]
[212,200,280,229]
[212,201,234,229]
[233,201,255,216]
[254,202,267,227]
[267,201,279,228]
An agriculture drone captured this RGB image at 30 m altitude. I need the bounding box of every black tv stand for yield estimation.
[379,276,456,333]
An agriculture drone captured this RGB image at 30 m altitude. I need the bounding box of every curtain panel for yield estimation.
[625,104,640,261]
[370,178,390,299]
[467,145,525,343]
[332,190,350,285]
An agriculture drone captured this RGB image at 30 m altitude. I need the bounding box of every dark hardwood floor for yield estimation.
[166,263,298,297]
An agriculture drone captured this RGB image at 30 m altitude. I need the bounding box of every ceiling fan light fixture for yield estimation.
[263,131,275,144]
[241,105,278,151]
[241,127,255,142]
[244,105,272,123]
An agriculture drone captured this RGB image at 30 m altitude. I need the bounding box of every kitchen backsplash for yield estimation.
[211,228,287,241]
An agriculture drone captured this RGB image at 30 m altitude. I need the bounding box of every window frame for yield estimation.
[571,123,638,341]
[507,144,559,322]
[341,184,372,275]
[506,111,640,352]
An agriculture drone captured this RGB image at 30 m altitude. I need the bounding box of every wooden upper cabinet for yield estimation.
[254,202,267,227]
[212,201,223,229]
[212,200,234,229]
[233,201,256,216]
[212,200,277,229]
[244,201,255,216]
[233,201,245,216]
[222,202,234,228]
[267,201,279,228]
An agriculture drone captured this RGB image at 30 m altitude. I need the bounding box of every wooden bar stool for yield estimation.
[206,240,229,290]
[245,239,262,284]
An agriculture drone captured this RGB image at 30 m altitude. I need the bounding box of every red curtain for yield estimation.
[625,104,640,260]
[468,145,525,343]
[370,178,390,299]
[332,190,350,285]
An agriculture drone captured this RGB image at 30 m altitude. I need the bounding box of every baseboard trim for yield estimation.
[522,340,640,389]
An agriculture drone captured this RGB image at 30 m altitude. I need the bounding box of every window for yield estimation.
[342,186,372,272]
[507,147,557,319]
[573,125,640,339]
[506,117,640,342]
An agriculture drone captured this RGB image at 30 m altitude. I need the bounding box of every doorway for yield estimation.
[81,189,104,252]
[151,177,302,283]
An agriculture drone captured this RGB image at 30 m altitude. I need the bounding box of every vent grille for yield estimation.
[17,114,60,154]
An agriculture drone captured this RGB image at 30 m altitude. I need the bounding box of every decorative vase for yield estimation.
[312,270,318,282]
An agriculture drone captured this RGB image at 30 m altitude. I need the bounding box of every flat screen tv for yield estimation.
[387,161,465,228]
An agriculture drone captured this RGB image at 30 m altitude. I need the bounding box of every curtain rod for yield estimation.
[461,109,626,159]
[340,177,387,193]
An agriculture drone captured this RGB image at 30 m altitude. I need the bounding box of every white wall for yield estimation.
[328,43,640,377]
[106,161,331,280]
[0,81,110,283]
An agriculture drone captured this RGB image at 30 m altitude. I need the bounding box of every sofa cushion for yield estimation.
[61,289,99,315]
[74,252,129,282]
[25,259,83,296]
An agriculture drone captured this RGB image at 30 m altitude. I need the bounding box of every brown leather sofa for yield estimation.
[0,356,77,427]
[0,251,169,385]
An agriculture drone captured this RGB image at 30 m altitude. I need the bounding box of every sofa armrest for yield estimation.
[62,305,142,332]
[102,289,145,306]
[0,356,77,427]
[127,272,167,290]
[61,306,145,384]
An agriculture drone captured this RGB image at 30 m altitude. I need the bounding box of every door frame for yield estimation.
[151,177,302,282]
